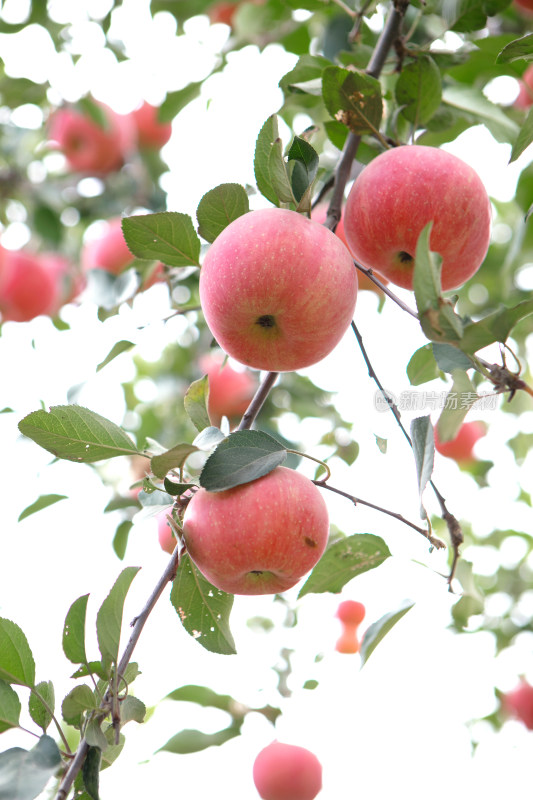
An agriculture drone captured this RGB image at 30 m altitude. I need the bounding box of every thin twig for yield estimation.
[315,480,445,549]
[55,546,182,800]
[354,262,419,318]
[238,371,279,431]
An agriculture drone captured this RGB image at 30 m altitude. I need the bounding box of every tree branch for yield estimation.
[237,371,279,431]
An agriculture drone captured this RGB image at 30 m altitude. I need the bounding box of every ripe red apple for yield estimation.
[199,352,257,426]
[434,420,486,464]
[0,249,63,322]
[130,102,172,149]
[157,510,176,555]
[503,681,533,729]
[514,0,533,14]
[515,65,533,110]
[82,218,134,275]
[312,204,389,295]
[208,1,239,25]
[48,103,133,175]
[336,599,365,625]
[253,741,323,800]
[343,145,491,291]
[182,466,329,595]
[199,207,357,372]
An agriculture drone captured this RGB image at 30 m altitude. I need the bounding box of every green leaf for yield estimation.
[510,106,533,164]
[0,735,61,800]
[322,66,382,135]
[96,341,135,373]
[61,685,98,727]
[0,681,21,733]
[436,369,478,442]
[459,298,533,353]
[406,345,441,386]
[193,426,226,451]
[170,554,236,655]
[18,405,141,463]
[164,479,196,496]
[0,619,35,687]
[432,343,472,373]
[268,138,296,204]
[410,416,434,517]
[112,521,133,561]
[360,601,415,666]
[496,33,533,64]
[184,376,211,432]
[278,53,331,94]
[199,430,287,492]
[254,115,288,206]
[165,684,235,712]
[151,443,199,479]
[121,212,201,268]
[395,55,442,124]
[85,719,108,751]
[157,725,240,754]
[298,534,391,597]
[442,85,518,143]
[159,81,203,121]
[82,746,101,800]
[119,696,146,725]
[196,183,249,243]
[413,222,441,313]
[286,136,319,206]
[63,594,89,666]
[29,682,54,733]
[96,567,140,665]
[17,494,67,522]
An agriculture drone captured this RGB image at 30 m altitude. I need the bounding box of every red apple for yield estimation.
[253,741,322,800]
[503,681,533,729]
[182,466,329,595]
[209,2,239,25]
[434,420,486,464]
[312,204,389,295]
[199,207,358,372]
[199,352,257,426]
[336,599,365,625]
[343,145,491,291]
[335,626,360,654]
[0,249,62,322]
[48,103,133,175]
[514,0,533,14]
[157,510,176,555]
[130,102,172,149]
[515,65,533,110]
[82,218,134,275]
[41,254,86,312]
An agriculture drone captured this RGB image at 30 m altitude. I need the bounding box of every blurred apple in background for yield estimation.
[253,740,323,800]
[335,599,365,654]
[199,351,257,427]
[434,421,486,465]
[157,510,176,555]
[82,218,134,276]
[514,64,533,110]
[502,680,533,729]
[130,102,172,149]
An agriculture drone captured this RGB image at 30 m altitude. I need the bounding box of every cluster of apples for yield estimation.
[48,100,172,176]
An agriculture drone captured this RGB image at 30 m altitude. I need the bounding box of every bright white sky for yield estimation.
[1,2,533,798]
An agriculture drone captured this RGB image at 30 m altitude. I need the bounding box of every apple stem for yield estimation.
[237,371,279,431]
[286,449,331,482]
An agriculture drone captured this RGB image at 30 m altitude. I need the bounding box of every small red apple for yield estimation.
[130,102,172,149]
[336,599,365,625]
[434,420,486,464]
[199,207,357,373]
[253,741,323,800]
[514,0,533,14]
[343,145,491,291]
[515,65,533,110]
[503,681,533,729]
[157,510,176,555]
[208,1,239,25]
[82,218,134,275]
[48,103,133,175]
[182,466,329,595]
[0,249,62,322]
[199,352,257,426]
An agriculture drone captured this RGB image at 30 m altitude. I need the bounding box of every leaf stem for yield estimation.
[29,686,72,754]
[286,450,331,481]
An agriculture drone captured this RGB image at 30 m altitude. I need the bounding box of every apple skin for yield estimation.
[182,466,329,595]
[199,352,257,426]
[199,208,357,372]
[0,249,62,322]
[82,218,134,275]
[209,1,239,26]
[48,104,132,175]
[343,145,491,291]
[253,741,323,800]
[434,421,486,464]
[335,627,360,654]
[157,511,176,555]
[336,599,365,625]
[130,102,172,149]
[503,681,533,729]
[514,0,533,14]
[515,65,533,110]
[312,204,389,295]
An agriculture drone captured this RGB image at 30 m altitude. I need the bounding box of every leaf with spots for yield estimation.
[298,534,391,597]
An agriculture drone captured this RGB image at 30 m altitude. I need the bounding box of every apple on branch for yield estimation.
[253,740,323,800]
[343,145,491,291]
[182,466,329,595]
[199,207,358,372]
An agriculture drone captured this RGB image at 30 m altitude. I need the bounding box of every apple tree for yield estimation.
[0,0,533,797]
